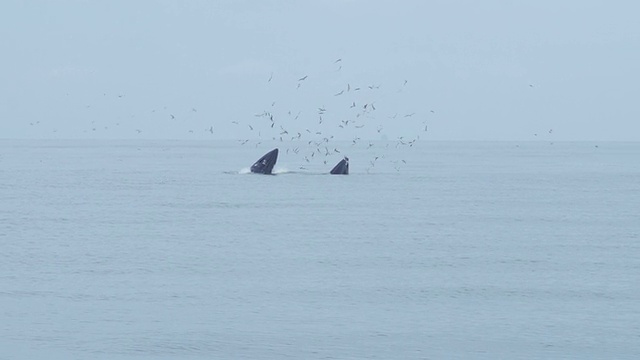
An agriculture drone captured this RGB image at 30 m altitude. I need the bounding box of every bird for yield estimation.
[170,114,175,119]
[334,58,342,63]
[298,75,308,81]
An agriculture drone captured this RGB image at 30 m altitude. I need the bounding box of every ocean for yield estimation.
[1,140,639,359]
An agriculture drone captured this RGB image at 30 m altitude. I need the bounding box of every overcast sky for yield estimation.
[1,0,639,141]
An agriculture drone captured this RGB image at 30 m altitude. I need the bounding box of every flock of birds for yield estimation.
[27,58,561,172]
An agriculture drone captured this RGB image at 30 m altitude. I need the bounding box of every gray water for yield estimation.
[1,140,639,359]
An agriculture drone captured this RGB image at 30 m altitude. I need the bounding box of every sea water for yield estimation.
[1,140,638,359]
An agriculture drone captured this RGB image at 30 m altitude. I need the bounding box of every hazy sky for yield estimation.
[2,0,639,141]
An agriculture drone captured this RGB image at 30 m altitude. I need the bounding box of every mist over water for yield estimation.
[1,140,639,359]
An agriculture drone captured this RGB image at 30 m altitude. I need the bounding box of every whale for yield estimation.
[250,148,279,174]
[330,156,349,175]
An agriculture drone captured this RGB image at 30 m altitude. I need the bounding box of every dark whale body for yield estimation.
[250,148,279,174]
[330,157,349,175]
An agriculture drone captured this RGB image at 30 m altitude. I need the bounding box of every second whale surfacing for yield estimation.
[330,156,349,175]
[250,148,279,174]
